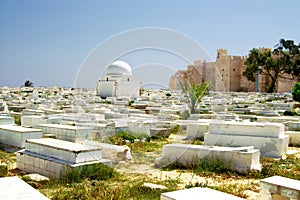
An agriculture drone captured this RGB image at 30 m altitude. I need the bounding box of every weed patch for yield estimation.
[170,125,180,135]
[128,141,161,153]
[164,157,233,175]
[61,163,116,183]
[109,131,150,145]
[41,174,179,200]
[243,154,300,179]
[109,131,168,153]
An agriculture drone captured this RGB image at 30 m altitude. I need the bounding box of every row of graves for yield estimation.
[0,86,300,199]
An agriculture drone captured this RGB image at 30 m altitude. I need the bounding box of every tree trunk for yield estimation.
[266,76,277,93]
[191,102,196,114]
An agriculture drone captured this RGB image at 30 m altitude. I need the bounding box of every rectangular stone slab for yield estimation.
[0,116,14,125]
[187,122,209,139]
[0,176,49,200]
[0,124,43,148]
[260,176,300,199]
[38,124,92,142]
[204,133,289,158]
[161,187,245,200]
[21,115,61,128]
[155,144,261,172]
[17,150,111,179]
[285,131,300,146]
[208,121,284,138]
[25,138,102,163]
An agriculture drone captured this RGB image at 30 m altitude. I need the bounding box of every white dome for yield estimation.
[106,61,132,76]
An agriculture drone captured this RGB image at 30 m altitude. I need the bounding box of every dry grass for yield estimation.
[1,138,299,200]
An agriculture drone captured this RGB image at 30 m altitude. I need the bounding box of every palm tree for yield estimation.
[180,79,211,114]
[23,80,34,87]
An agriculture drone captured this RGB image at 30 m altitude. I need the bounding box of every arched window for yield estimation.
[106,77,108,81]
[127,78,130,81]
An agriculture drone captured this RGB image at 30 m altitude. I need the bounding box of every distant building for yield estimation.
[96,61,141,98]
[169,49,296,93]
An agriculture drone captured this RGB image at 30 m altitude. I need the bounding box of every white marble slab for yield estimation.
[0,176,49,200]
[161,187,245,200]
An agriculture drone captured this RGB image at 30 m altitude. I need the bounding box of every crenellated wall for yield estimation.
[169,49,297,92]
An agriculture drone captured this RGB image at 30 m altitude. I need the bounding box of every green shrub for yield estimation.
[109,131,150,145]
[61,163,116,183]
[191,139,204,145]
[109,132,136,144]
[250,116,258,122]
[47,177,179,200]
[260,155,300,179]
[128,100,135,106]
[164,157,233,175]
[14,116,21,125]
[0,163,7,177]
[292,82,300,102]
[243,155,300,179]
[128,141,161,153]
[170,125,180,135]
[283,110,298,116]
[117,132,137,143]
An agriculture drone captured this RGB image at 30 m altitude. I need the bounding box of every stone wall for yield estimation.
[239,63,256,92]
[277,74,296,93]
[169,70,188,90]
[168,75,176,90]
[204,62,218,91]
[216,49,231,92]
[229,56,244,92]
[187,65,202,85]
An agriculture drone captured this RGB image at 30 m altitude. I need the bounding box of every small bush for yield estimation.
[194,157,233,175]
[0,163,7,177]
[292,82,300,102]
[61,163,116,183]
[164,157,233,175]
[283,110,298,116]
[170,125,180,135]
[120,182,164,199]
[128,141,161,153]
[250,116,257,122]
[117,132,137,143]
[109,132,136,144]
[243,155,300,180]
[14,116,21,125]
[191,139,204,145]
[128,100,135,106]
[260,155,300,179]
[186,181,207,188]
[109,131,150,145]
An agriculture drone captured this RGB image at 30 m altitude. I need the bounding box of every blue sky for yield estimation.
[0,0,299,88]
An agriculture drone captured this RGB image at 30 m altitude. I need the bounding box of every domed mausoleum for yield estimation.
[96,61,141,98]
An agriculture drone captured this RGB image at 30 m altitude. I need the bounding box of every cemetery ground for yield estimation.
[1,130,299,200]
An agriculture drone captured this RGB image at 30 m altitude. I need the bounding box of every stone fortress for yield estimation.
[169,49,296,93]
